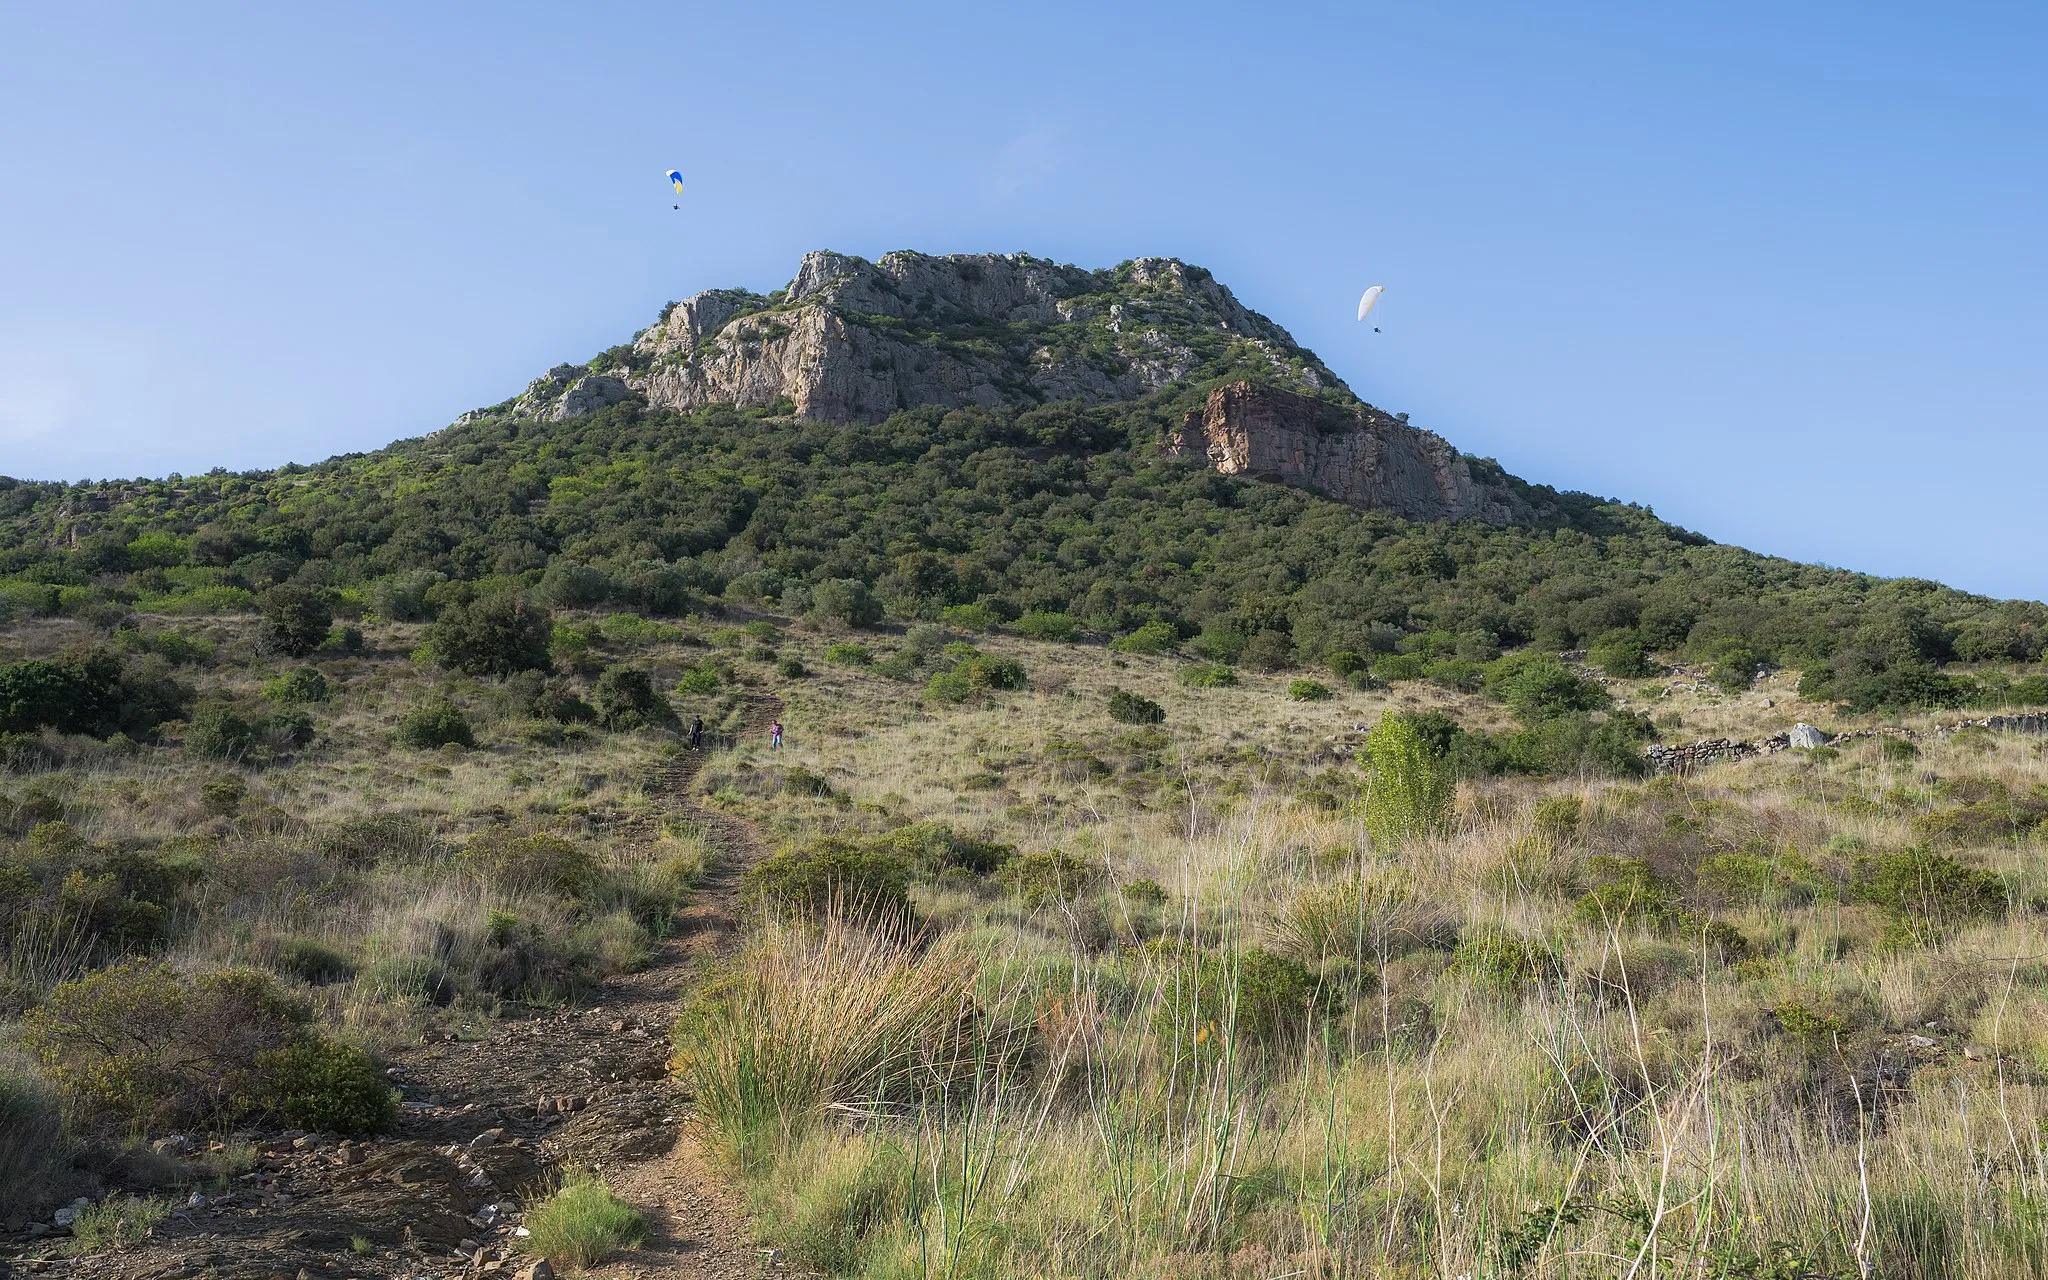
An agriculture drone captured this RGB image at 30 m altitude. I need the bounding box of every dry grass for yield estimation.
[669,623,2048,1278]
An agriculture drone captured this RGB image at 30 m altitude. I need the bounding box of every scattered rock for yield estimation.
[519,1261,555,1280]
[1788,723,1828,749]
[1907,1034,1937,1050]
[1964,1045,1989,1061]
[153,1134,196,1157]
[469,1128,505,1150]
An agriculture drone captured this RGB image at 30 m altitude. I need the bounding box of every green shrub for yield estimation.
[0,648,190,739]
[594,665,675,730]
[1327,651,1369,678]
[1239,629,1295,671]
[1107,688,1165,725]
[256,1039,397,1135]
[524,1168,647,1268]
[924,668,973,703]
[777,657,809,679]
[1588,631,1658,678]
[1880,737,1921,763]
[1287,678,1332,701]
[1177,662,1238,688]
[810,579,883,629]
[1485,652,1608,721]
[255,584,334,658]
[1190,619,1247,662]
[1110,622,1177,655]
[926,653,1027,702]
[782,766,834,797]
[256,934,356,985]
[1851,848,2006,942]
[962,653,1026,690]
[677,664,722,695]
[1424,658,1485,693]
[260,666,329,704]
[1709,645,1760,693]
[1356,712,1454,846]
[430,594,554,677]
[536,561,612,609]
[743,840,914,923]
[394,700,473,749]
[185,702,257,759]
[20,961,312,1133]
[199,773,247,816]
[262,707,316,751]
[1121,878,1168,905]
[824,643,872,667]
[1012,610,1080,642]
[465,831,599,896]
[1371,652,1427,683]
[874,822,1012,875]
[997,850,1102,908]
[940,602,1001,632]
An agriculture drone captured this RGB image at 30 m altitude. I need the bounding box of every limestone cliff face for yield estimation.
[508,250,1344,423]
[1168,382,1535,525]
[489,249,1539,526]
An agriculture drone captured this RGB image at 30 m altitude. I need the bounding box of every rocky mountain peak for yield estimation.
[504,249,1347,425]
[487,249,1536,525]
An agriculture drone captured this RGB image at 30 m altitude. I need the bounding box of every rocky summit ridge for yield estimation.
[485,249,1531,525]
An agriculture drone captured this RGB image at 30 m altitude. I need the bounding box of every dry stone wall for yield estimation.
[1646,714,2048,773]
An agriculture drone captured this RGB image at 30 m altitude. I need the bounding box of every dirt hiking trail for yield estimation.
[9,698,782,1280]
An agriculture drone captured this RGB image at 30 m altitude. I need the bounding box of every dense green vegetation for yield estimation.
[2,382,2042,723]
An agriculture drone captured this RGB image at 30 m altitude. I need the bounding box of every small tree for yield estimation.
[430,594,553,677]
[1356,711,1455,848]
[256,585,333,658]
[594,665,675,730]
[395,700,474,749]
[809,579,883,629]
[1239,628,1295,671]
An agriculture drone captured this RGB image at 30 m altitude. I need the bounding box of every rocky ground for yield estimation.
[2,710,779,1280]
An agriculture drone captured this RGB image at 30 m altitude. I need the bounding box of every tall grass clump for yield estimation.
[0,1053,69,1212]
[670,915,984,1173]
[523,1167,646,1267]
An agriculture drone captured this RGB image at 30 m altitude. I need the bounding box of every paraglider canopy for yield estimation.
[665,169,685,194]
[1356,285,1384,323]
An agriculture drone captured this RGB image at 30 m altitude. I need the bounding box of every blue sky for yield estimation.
[3,2,2044,598]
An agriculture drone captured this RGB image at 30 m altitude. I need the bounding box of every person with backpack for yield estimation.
[689,716,704,749]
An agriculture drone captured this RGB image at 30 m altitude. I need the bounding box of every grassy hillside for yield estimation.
[668,631,2048,1278]
[5,277,2048,1270]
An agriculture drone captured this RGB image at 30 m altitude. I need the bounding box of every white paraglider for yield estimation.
[1357,285,1385,332]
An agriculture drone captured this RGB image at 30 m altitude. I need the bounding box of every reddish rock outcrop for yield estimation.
[1167,382,1535,525]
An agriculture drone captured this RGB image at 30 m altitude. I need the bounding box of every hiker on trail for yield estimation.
[770,720,784,750]
[689,716,703,749]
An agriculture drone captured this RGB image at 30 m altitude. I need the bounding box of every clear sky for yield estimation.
[4,2,2044,598]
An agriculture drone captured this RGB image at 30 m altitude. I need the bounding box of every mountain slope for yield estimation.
[501,250,1534,525]
[0,250,2043,712]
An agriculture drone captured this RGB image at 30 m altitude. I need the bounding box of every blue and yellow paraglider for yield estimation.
[665,169,684,209]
